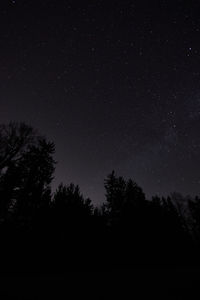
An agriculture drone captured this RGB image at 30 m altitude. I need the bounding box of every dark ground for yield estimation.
[0,267,200,299]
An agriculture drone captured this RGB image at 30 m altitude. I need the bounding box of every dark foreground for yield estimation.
[0,267,200,300]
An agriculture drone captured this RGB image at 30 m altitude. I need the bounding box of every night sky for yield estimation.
[1,0,200,204]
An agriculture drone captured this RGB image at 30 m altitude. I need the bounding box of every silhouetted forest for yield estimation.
[0,122,200,271]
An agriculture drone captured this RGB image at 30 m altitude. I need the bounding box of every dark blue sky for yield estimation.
[1,0,200,204]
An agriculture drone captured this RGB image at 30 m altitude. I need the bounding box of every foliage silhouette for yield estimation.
[0,123,56,226]
[0,122,36,171]
[0,122,199,270]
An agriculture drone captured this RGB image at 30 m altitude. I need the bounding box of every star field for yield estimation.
[1,0,200,204]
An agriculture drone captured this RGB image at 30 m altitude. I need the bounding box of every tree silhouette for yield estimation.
[103,171,148,265]
[53,183,93,218]
[50,183,94,267]
[0,122,200,270]
[104,171,146,223]
[104,171,126,216]
[0,123,56,226]
[52,183,93,240]
[13,138,55,221]
[0,122,36,172]
[188,196,200,242]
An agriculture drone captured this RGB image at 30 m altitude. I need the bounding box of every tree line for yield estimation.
[0,122,200,270]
